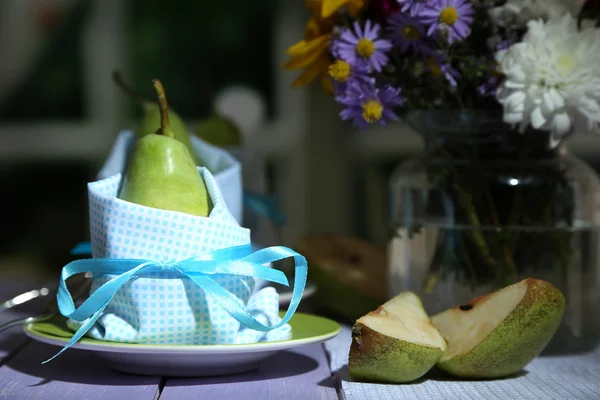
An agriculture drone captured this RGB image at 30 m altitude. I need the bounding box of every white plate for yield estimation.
[24,312,340,377]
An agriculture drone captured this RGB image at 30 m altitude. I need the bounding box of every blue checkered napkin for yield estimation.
[67,167,291,345]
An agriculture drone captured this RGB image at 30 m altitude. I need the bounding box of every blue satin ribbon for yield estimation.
[70,242,92,255]
[45,243,307,364]
[243,190,287,226]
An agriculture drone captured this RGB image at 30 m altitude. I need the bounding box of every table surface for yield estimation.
[2,280,600,400]
[0,280,341,400]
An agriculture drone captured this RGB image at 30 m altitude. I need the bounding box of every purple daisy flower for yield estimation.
[333,20,393,73]
[426,56,461,87]
[486,35,513,52]
[328,59,372,94]
[495,40,512,52]
[419,0,475,44]
[335,79,405,130]
[387,12,433,55]
[478,61,504,97]
[478,74,502,97]
[397,0,430,17]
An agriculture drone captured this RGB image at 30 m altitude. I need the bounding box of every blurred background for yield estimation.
[2,0,600,286]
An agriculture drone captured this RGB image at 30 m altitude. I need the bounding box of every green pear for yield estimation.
[112,71,201,165]
[349,292,447,384]
[293,234,388,321]
[431,278,565,379]
[194,110,243,148]
[137,103,197,155]
[118,79,211,217]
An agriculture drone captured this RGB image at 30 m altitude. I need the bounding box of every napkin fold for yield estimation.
[67,287,291,344]
[69,167,291,345]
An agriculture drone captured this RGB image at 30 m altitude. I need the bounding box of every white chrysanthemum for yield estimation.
[489,0,585,28]
[495,14,600,142]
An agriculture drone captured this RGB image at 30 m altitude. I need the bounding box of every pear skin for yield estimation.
[138,103,200,165]
[194,112,243,148]
[118,79,211,217]
[293,234,387,321]
[112,71,201,165]
[432,278,565,379]
[118,134,210,217]
[348,292,447,384]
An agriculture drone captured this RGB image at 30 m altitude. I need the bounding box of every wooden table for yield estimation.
[0,281,341,400]
[4,282,600,400]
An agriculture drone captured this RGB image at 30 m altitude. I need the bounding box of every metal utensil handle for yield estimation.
[0,312,57,333]
[0,276,92,334]
[0,288,53,313]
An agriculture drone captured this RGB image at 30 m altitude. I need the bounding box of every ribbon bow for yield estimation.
[45,244,307,364]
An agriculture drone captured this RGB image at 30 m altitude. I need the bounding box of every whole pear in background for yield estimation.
[195,110,243,148]
[293,234,388,320]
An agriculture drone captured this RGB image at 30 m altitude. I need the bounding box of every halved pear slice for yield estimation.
[348,292,447,383]
[293,234,387,321]
[431,278,565,379]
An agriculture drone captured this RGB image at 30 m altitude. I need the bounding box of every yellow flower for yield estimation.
[306,0,367,18]
[283,0,366,92]
[283,15,336,92]
[284,33,332,90]
[304,14,335,40]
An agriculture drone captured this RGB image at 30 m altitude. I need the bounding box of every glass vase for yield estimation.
[387,109,600,354]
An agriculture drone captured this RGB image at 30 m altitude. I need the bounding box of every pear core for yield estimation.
[431,278,565,380]
[433,281,527,362]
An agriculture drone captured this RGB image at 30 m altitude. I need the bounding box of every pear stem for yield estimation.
[152,79,174,138]
[112,70,150,107]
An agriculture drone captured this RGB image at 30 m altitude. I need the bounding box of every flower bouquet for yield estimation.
[285,0,600,137]
[284,1,600,347]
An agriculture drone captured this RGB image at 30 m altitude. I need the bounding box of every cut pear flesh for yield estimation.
[431,278,565,379]
[360,292,447,349]
[433,281,527,362]
[348,292,447,383]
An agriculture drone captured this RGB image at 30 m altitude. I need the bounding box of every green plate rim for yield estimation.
[23,311,342,350]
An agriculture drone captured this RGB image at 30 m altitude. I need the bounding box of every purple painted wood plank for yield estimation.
[0,308,29,363]
[161,343,337,400]
[0,341,161,400]
[0,324,28,364]
[0,281,52,363]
